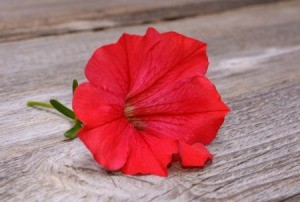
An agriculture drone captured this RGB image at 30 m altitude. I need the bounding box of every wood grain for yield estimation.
[0,0,284,43]
[0,0,300,201]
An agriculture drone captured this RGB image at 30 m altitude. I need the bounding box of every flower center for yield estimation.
[124,104,146,130]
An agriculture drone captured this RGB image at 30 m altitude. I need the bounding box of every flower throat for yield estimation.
[124,104,145,130]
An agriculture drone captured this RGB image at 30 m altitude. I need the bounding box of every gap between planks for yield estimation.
[0,0,286,43]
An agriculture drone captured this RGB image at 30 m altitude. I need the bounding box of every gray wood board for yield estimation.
[0,0,284,43]
[0,0,300,201]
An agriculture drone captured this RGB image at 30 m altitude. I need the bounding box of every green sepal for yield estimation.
[64,119,82,139]
[27,101,53,108]
[73,79,78,94]
[50,99,75,119]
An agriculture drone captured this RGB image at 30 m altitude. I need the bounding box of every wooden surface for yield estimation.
[0,0,300,201]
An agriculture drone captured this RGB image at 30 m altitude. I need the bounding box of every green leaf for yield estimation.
[50,99,75,119]
[73,79,78,94]
[65,120,81,139]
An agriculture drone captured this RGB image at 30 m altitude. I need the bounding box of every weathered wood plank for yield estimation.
[0,0,284,43]
[0,0,300,201]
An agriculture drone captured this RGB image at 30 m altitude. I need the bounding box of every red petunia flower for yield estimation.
[72,27,229,176]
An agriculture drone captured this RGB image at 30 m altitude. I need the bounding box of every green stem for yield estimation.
[27,79,81,139]
[27,101,53,108]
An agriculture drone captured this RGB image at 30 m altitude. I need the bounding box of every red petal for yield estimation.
[125,27,208,98]
[132,76,228,116]
[85,37,132,97]
[78,118,132,171]
[180,142,213,167]
[73,82,124,127]
[122,132,178,177]
[130,76,229,144]
[143,112,228,145]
